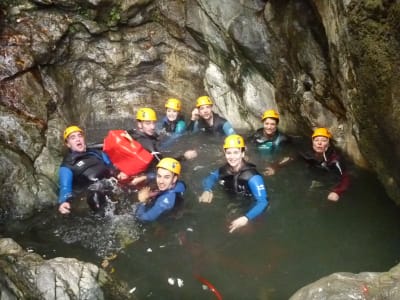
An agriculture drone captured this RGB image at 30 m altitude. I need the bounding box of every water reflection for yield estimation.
[2,134,400,299]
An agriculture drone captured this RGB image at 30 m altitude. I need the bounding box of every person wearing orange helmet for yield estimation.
[136,157,186,222]
[58,126,124,214]
[187,96,236,136]
[250,109,290,152]
[199,135,269,233]
[264,127,350,202]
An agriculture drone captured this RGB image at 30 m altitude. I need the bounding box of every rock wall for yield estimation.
[0,0,399,212]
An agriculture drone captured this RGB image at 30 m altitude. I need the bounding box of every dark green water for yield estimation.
[2,134,400,299]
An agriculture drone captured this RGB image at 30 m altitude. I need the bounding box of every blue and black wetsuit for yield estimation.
[187,113,235,136]
[202,162,268,220]
[58,149,115,209]
[136,181,186,222]
[158,116,186,148]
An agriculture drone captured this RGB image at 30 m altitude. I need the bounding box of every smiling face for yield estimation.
[156,167,177,191]
[224,147,244,171]
[198,104,213,121]
[312,136,330,154]
[138,120,156,136]
[66,131,86,152]
[166,108,179,122]
[263,118,278,137]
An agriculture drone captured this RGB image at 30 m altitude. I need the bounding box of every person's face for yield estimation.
[138,120,156,136]
[156,167,177,191]
[224,147,244,170]
[312,136,330,153]
[263,118,278,136]
[198,105,213,120]
[166,108,179,122]
[66,131,86,152]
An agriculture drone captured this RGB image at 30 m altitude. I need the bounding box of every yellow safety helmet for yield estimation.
[223,134,246,149]
[63,125,84,141]
[196,96,213,107]
[312,127,332,139]
[136,107,157,121]
[262,109,280,121]
[165,98,182,111]
[156,157,181,175]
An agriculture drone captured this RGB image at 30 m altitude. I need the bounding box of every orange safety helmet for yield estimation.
[312,127,332,139]
[165,98,182,111]
[63,125,84,141]
[261,109,280,121]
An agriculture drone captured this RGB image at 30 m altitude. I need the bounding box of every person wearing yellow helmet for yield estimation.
[58,125,124,214]
[160,98,186,135]
[126,107,197,186]
[187,95,236,136]
[264,127,350,202]
[199,134,269,233]
[250,109,290,152]
[136,157,186,222]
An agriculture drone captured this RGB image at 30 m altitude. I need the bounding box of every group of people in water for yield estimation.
[58,95,349,233]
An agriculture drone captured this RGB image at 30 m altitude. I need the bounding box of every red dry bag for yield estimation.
[103,130,153,176]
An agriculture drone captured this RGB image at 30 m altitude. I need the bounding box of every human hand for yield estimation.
[198,191,213,203]
[58,202,71,214]
[229,216,248,233]
[138,186,151,203]
[191,108,199,121]
[184,149,198,160]
[327,192,340,202]
[131,175,147,186]
[117,171,129,181]
[263,167,275,176]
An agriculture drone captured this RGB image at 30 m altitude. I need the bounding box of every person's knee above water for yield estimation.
[250,109,290,151]
[58,126,122,214]
[126,107,196,186]
[199,134,269,233]
[135,157,186,222]
[187,95,236,136]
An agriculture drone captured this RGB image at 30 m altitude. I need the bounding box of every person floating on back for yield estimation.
[136,157,186,222]
[199,134,269,233]
[58,126,126,214]
[187,95,236,136]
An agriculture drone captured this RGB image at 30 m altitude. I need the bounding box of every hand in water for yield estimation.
[327,192,340,202]
[184,149,198,160]
[263,167,275,176]
[58,202,71,214]
[198,191,213,203]
[229,216,248,233]
[138,186,151,203]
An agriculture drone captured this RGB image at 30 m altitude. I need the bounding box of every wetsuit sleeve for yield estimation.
[222,122,236,136]
[187,120,199,133]
[175,120,186,134]
[202,169,220,191]
[331,161,350,196]
[58,166,73,204]
[245,174,268,220]
[136,193,176,222]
